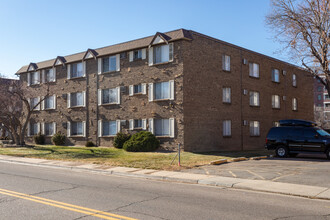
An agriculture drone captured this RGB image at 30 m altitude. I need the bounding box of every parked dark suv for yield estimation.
[265,119,330,159]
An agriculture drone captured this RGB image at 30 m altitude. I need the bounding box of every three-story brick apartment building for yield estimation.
[16,29,313,152]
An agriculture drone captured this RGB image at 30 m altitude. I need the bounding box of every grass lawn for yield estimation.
[0,145,270,171]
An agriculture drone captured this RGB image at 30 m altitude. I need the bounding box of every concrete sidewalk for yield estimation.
[0,155,329,200]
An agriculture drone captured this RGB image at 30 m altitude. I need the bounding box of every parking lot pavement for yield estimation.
[183,153,330,188]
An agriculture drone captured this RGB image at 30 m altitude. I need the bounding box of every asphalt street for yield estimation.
[184,154,330,188]
[0,161,329,220]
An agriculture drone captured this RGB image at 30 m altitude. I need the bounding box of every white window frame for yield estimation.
[98,120,121,137]
[223,120,231,137]
[272,69,280,83]
[129,83,147,96]
[69,121,86,137]
[250,121,260,136]
[222,55,231,71]
[98,87,120,105]
[29,122,40,136]
[68,91,86,108]
[68,62,85,79]
[272,95,281,109]
[249,63,259,78]
[292,98,298,111]
[43,67,56,83]
[29,71,40,85]
[222,87,231,103]
[129,49,146,62]
[30,97,41,111]
[129,119,147,130]
[43,122,56,136]
[149,118,175,138]
[150,80,174,101]
[100,54,120,73]
[292,74,297,87]
[148,43,173,66]
[249,91,260,106]
[43,95,56,110]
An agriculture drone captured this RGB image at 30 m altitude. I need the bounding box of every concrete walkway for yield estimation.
[0,155,329,200]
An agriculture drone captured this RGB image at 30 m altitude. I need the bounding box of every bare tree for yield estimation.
[266,0,330,95]
[0,77,48,146]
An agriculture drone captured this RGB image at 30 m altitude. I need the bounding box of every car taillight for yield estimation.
[265,138,268,144]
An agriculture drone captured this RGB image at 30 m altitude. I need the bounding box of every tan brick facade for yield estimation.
[18,29,314,152]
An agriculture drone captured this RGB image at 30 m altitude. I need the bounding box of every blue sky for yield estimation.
[0,0,286,79]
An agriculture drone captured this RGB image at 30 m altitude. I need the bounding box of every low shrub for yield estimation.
[52,132,66,146]
[123,131,160,152]
[85,141,95,147]
[34,133,45,145]
[113,132,131,149]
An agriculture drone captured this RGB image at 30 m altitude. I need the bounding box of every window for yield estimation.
[326,94,330,100]
[30,71,40,85]
[134,84,142,94]
[249,91,260,106]
[317,94,322,101]
[250,121,260,136]
[292,98,298,111]
[249,63,259,78]
[155,119,170,136]
[102,121,118,136]
[70,92,85,107]
[30,97,40,110]
[102,56,117,72]
[71,62,84,78]
[134,50,142,60]
[272,95,280,109]
[71,122,83,136]
[222,87,231,103]
[30,123,39,136]
[44,122,55,136]
[292,74,297,87]
[44,95,55,110]
[129,83,146,96]
[273,121,280,127]
[222,55,231,71]
[44,68,55,82]
[223,120,231,137]
[155,82,170,100]
[271,69,280,82]
[134,119,143,129]
[318,86,323,92]
[102,88,118,104]
[153,44,172,64]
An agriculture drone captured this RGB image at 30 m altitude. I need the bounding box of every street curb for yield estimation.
[210,155,271,165]
[0,155,329,201]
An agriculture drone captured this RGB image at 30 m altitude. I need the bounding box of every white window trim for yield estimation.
[149,118,175,138]
[148,43,173,66]
[129,83,147,96]
[222,87,231,103]
[150,80,175,102]
[98,120,121,137]
[129,119,147,131]
[98,87,120,105]
[222,55,231,71]
[68,92,86,108]
[68,121,86,137]
[223,120,232,137]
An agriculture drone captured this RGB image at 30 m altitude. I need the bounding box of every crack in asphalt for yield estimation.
[72,195,169,220]
[0,185,79,204]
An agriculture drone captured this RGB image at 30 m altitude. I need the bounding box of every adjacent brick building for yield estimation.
[16,29,314,152]
[313,75,330,128]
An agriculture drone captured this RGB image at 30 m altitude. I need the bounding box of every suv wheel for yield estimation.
[276,146,288,158]
[326,148,330,160]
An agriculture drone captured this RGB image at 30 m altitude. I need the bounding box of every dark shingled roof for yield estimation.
[16,29,193,74]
